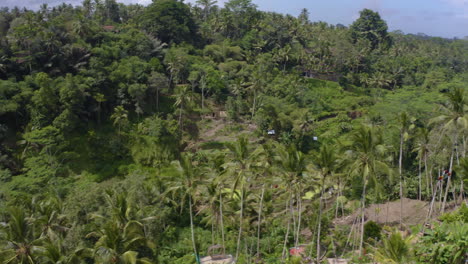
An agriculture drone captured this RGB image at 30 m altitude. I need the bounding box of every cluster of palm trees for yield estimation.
[1,87,466,263]
[0,191,157,264]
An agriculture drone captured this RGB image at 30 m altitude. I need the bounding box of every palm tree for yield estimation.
[312,143,339,263]
[200,179,222,246]
[90,221,154,264]
[0,207,43,264]
[247,70,265,119]
[166,153,202,263]
[396,112,413,228]
[173,85,194,129]
[32,196,70,242]
[455,157,468,202]
[250,142,278,258]
[373,230,414,264]
[413,126,431,199]
[348,125,390,256]
[223,136,252,260]
[36,239,84,264]
[196,0,217,21]
[277,145,308,258]
[148,71,168,112]
[110,106,128,135]
[430,87,467,213]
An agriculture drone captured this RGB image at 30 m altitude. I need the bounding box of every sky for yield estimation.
[1,0,467,38]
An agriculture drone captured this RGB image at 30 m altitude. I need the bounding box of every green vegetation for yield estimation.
[0,0,467,263]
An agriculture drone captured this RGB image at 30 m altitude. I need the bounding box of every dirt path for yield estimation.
[334,198,451,227]
[203,119,225,138]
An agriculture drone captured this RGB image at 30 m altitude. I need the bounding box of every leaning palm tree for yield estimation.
[430,87,467,213]
[348,125,390,256]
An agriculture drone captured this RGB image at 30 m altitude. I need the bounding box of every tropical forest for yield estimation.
[0,0,467,263]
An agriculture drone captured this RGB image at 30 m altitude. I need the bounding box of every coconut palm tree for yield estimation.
[348,125,390,256]
[373,230,414,264]
[430,87,467,213]
[250,142,278,258]
[173,85,194,129]
[90,221,154,264]
[165,153,203,263]
[0,207,43,264]
[396,111,414,228]
[413,126,431,200]
[110,106,128,135]
[196,0,217,21]
[223,136,253,260]
[312,143,339,263]
[455,157,468,202]
[277,145,309,258]
[32,196,70,242]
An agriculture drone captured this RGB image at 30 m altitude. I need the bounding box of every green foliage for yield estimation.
[373,230,413,264]
[416,221,468,264]
[0,1,467,263]
[439,203,468,223]
[364,221,381,242]
[350,9,391,50]
[131,115,180,167]
[141,0,198,44]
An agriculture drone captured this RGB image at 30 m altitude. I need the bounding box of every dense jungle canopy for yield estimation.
[0,0,467,263]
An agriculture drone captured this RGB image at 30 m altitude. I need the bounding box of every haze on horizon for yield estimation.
[1,0,467,39]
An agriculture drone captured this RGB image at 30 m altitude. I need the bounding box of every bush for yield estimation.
[439,203,468,223]
[364,221,381,242]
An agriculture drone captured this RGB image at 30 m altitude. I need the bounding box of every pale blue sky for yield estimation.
[1,0,467,38]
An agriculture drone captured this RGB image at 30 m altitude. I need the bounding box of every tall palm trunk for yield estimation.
[282,198,292,261]
[425,153,430,199]
[359,175,367,256]
[220,192,225,255]
[156,88,159,111]
[179,102,183,128]
[418,158,422,200]
[251,89,256,119]
[399,133,404,228]
[256,184,265,257]
[295,193,302,248]
[441,150,454,213]
[202,86,205,110]
[235,187,244,260]
[317,183,325,264]
[189,195,199,264]
[427,179,440,220]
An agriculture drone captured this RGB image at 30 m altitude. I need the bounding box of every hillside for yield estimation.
[0,1,467,263]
